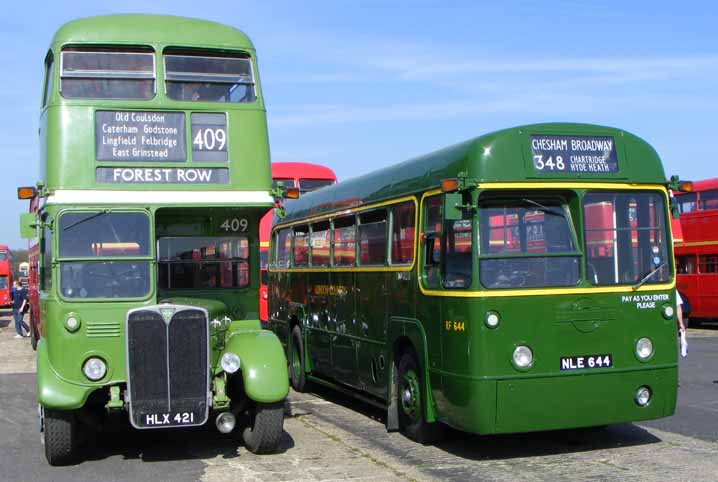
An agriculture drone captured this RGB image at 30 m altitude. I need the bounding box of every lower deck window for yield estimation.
[158,236,249,289]
[60,261,150,298]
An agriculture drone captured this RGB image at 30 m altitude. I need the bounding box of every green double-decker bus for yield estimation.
[19,15,288,465]
[268,123,682,442]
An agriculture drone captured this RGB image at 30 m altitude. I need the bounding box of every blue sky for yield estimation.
[3,0,717,248]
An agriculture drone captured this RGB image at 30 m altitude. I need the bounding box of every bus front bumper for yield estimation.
[436,366,677,435]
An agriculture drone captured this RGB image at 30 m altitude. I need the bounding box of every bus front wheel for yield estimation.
[242,402,285,454]
[43,408,78,466]
[289,325,306,392]
[397,350,444,444]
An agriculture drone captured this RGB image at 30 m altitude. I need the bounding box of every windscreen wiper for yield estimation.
[62,210,109,231]
[632,262,667,290]
[521,198,565,217]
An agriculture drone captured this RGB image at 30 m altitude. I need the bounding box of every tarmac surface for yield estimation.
[1,309,716,482]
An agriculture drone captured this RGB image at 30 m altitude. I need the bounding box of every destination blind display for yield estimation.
[96,111,187,162]
[530,135,618,174]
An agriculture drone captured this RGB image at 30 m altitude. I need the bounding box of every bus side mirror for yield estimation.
[444,193,463,221]
[671,203,680,220]
[20,213,37,239]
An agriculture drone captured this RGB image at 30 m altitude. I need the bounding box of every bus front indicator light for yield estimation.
[662,304,674,319]
[83,357,107,381]
[485,312,500,329]
[65,315,81,332]
[512,345,533,369]
[635,386,651,406]
[636,337,653,361]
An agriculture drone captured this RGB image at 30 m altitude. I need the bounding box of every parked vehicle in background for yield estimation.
[269,123,684,443]
[18,262,30,287]
[18,14,289,466]
[0,245,11,307]
[258,162,337,321]
[674,178,718,325]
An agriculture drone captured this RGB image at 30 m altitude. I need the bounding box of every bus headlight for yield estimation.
[485,311,500,329]
[221,352,241,374]
[83,357,107,381]
[635,386,651,406]
[662,304,674,319]
[65,314,81,332]
[635,337,653,361]
[512,345,533,369]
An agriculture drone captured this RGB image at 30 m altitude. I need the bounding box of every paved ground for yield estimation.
[1,310,717,482]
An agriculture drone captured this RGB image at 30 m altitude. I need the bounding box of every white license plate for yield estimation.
[560,354,612,371]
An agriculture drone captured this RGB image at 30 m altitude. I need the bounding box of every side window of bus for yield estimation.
[41,225,52,291]
[422,196,442,288]
[311,221,330,267]
[699,189,718,211]
[444,216,473,289]
[698,255,718,273]
[276,228,292,269]
[677,192,697,214]
[390,201,415,265]
[358,210,387,266]
[42,53,54,107]
[676,255,696,274]
[293,225,309,267]
[60,48,155,100]
[333,216,356,267]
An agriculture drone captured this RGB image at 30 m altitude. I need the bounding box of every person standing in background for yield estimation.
[677,291,687,357]
[10,280,29,339]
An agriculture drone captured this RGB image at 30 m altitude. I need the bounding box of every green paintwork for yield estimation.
[20,212,37,239]
[26,15,287,436]
[269,123,678,435]
[223,321,289,403]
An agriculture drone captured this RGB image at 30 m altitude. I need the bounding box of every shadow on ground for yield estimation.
[295,382,661,462]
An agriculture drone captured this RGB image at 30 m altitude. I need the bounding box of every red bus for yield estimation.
[259,162,337,321]
[0,245,11,307]
[26,195,41,348]
[674,178,718,324]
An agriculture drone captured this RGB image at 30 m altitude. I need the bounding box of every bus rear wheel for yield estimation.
[397,350,444,444]
[43,408,78,466]
[242,402,285,454]
[290,325,306,392]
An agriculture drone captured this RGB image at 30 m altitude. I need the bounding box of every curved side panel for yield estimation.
[36,340,93,410]
[224,327,289,403]
[387,317,437,423]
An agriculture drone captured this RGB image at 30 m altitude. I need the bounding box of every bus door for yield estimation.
[330,216,359,387]
[296,225,331,375]
[355,209,389,397]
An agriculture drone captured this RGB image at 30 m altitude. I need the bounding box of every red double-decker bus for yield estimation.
[0,245,11,307]
[674,178,718,325]
[259,162,337,321]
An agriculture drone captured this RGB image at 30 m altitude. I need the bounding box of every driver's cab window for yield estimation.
[422,196,442,288]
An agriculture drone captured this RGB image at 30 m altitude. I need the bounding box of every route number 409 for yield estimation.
[220,218,248,232]
[534,154,565,171]
[193,127,226,151]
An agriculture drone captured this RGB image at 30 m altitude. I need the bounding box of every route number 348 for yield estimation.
[534,154,565,171]
[220,218,248,232]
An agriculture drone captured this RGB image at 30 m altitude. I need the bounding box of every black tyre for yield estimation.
[397,349,444,444]
[43,408,78,466]
[289,325,306,392]
[242,402,285,454]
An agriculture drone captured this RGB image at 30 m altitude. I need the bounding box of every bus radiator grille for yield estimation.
[126,307,209,429]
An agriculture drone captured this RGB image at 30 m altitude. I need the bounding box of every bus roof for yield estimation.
[678,178,718,193]
[271,162,337,180]
[51,15,254,51]
[277,123,667,223]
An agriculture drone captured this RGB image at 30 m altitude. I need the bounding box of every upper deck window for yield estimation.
[60,48,155,100]
[299,179,334,193]
[164,51,256,103]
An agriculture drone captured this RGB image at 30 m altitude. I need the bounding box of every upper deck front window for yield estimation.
[479,197,580,289]
[164,51,256,103]
[583,192,670,286]
[60,48,155,100]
